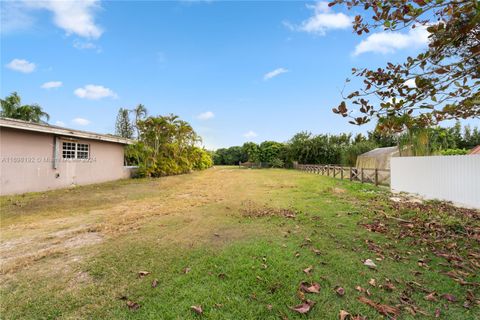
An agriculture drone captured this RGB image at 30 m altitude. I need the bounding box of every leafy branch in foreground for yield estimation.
[331,0,479,132]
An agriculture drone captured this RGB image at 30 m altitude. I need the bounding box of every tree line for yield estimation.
[213,123,480,167]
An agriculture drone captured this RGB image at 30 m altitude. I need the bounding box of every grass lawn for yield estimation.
[1,167,479,319]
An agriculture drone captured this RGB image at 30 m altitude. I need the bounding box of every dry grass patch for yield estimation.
[240,200,298,219]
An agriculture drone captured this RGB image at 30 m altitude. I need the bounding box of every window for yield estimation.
[62,142,90,159]
[76,144,89,159]
[62,142,76,159]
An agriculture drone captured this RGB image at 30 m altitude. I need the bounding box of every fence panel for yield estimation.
[296,164,390,186]
[391,155,480,209]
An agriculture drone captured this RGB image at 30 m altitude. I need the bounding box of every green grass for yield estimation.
[1,167,478,319]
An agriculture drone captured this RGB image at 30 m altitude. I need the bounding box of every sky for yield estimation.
[1,0,468,149]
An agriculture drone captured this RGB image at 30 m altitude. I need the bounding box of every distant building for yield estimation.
[356,146,402,170]
[0,118,134,195]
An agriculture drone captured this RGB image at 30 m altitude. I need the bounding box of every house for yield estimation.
[0,117,135,195]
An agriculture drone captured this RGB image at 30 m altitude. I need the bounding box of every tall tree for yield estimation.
[115,108,134,139]
[242,142,260,162]
[332,0,480,132]
[128,114,211,177]
[132,104,148,138]
[1,92,50,123]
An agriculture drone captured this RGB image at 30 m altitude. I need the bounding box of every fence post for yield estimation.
[361,168,364,183]
[375,169,378,186]
[327,165,330,177]
[341,167,344,180]
[349,167,352,181]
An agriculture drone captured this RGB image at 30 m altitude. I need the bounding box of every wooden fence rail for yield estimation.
[295,164,391,186]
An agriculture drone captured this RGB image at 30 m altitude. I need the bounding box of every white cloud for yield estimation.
[243,130,258,139]
[74,85,117,100]
[55,121,65,126]
[25,0,103,39]
[197,111,215,120]
[264,68,289,80]
[404,78,417,88]
[286,1,352,36]
[0,1,35,34]
[73,39,101,52]
[5,58,36,73]
[41,81,63,89]
[72,118,91,126]
[353,26,429,56]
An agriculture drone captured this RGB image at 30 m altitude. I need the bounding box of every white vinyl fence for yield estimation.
[391,155,480,209]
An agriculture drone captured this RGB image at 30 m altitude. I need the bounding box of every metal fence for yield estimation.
[295,164,391,186]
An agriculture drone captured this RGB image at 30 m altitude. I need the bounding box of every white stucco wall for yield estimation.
[391,155,480,209]
[0,127,131,195]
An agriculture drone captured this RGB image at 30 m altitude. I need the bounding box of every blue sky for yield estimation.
[1,0,456,149]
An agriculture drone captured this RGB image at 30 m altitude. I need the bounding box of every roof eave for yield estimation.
[0,118,135,145]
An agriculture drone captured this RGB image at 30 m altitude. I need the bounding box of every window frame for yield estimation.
[61,141,90,160]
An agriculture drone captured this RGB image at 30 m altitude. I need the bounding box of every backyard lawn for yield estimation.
[0,167,478,319]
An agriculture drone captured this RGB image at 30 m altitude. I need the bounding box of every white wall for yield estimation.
[391,155,480,209]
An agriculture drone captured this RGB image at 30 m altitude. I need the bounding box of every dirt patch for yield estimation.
[66,271,93,291]
[240,201,297,218]
[0,226,103,275]
[0,167,269,278]
[332,187,346,194]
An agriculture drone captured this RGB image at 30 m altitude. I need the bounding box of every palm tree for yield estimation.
[1,92,50,123]
[132,104,147,138]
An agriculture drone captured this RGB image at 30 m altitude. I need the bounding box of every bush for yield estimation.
[439,148,468,155]
[270,158,284,168]
[125,115,213,177]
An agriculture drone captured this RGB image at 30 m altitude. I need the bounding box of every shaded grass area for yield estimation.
[1,167,479,319]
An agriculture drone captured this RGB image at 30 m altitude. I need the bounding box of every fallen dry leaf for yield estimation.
[358,296,399,317]
[363,259,377,269]
[290,300,315,314]
[339,309,350,320]
[297,290,305,301]
[424,292,437,301]
[312,248,321,255]
[151,279,158,288]
[368,279,376,287]
[191,305,203,314]
[138,271,150,278]
[300,281,321,294]
[183,267,191,274]
[335,286,345,296]
[303,266,313,275]
[442,293,457,302]
[383,282,395,291]
[126,300,140,310]
[435,308,441,318]
[355,285,364,291]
